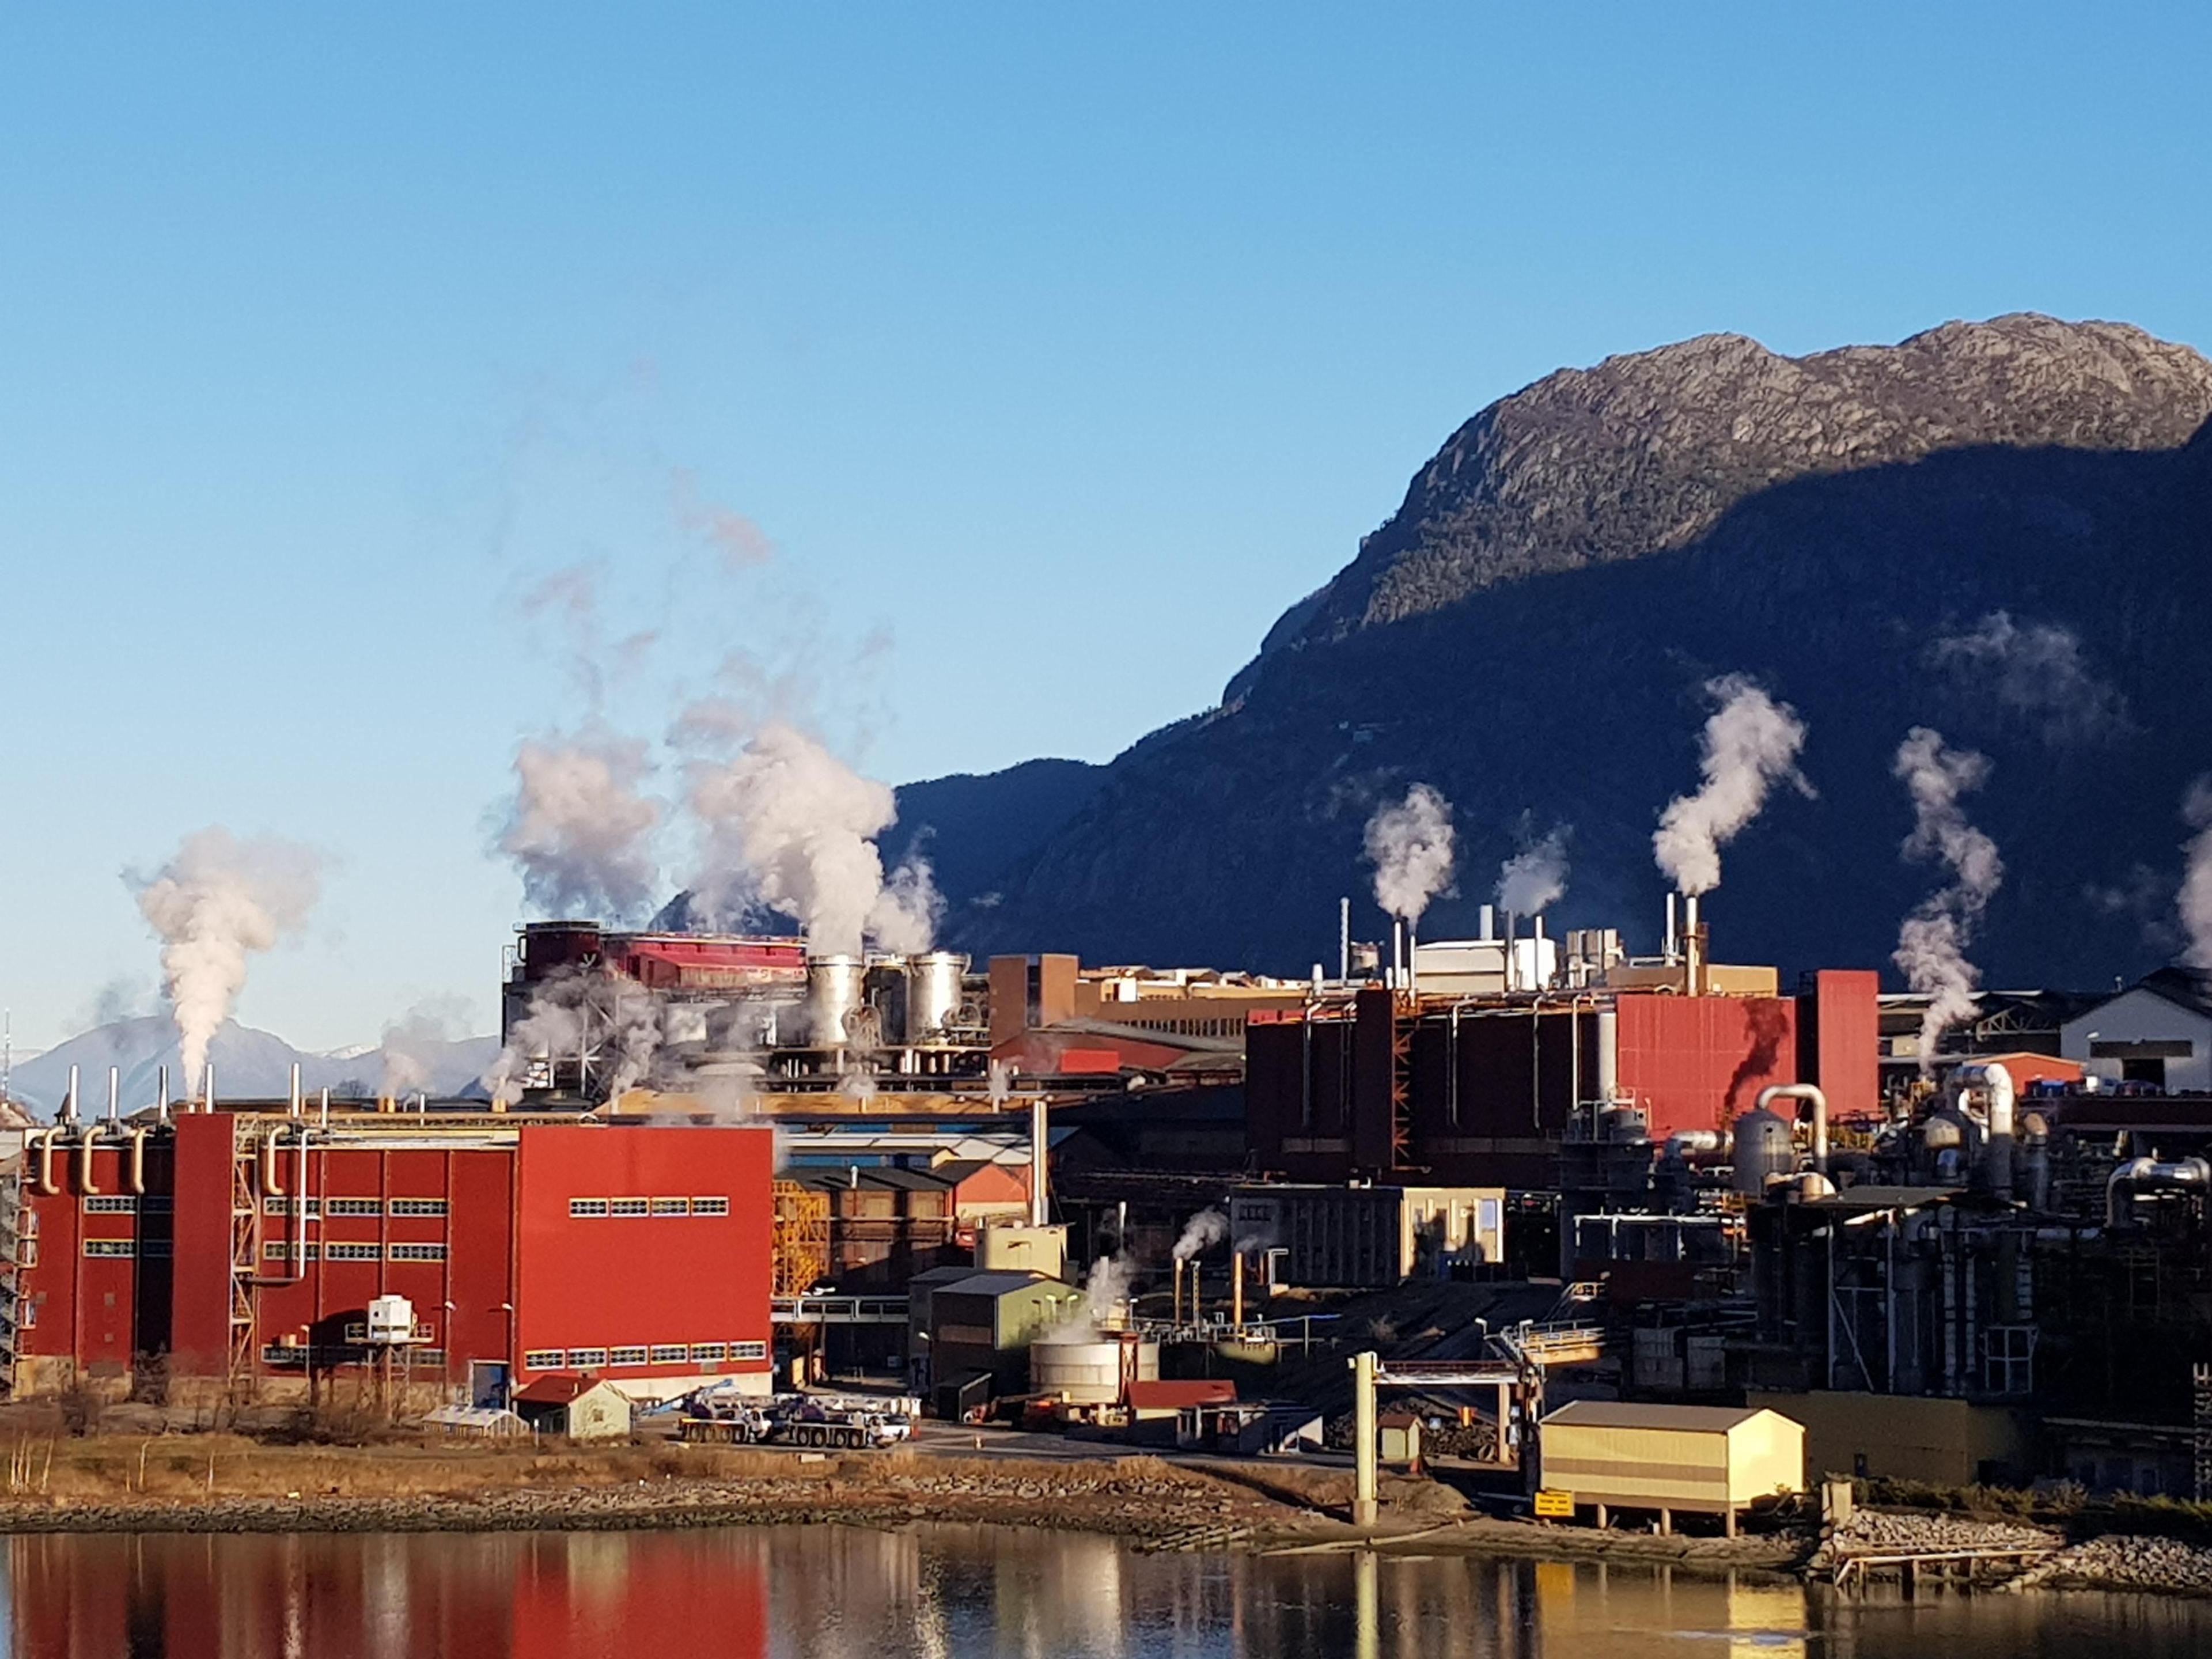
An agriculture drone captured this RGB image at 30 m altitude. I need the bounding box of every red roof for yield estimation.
[513,1372,605,1405]
[1125,1379,1235,1410]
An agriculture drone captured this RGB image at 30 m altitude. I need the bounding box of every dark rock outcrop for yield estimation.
[918,316,2212,990]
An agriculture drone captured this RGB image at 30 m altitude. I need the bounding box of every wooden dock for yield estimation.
[1831,1544,2055,1593]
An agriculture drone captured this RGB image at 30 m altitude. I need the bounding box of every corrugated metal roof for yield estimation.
[1544,1401,1783,1432]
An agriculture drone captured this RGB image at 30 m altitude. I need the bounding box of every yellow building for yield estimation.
[1539,1401,1804,1535]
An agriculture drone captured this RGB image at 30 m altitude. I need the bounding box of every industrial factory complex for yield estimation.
[5,895,2211,1516]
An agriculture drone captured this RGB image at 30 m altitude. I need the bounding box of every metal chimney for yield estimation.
[1028,1093,1050,1226]
[63,1065,79,1125]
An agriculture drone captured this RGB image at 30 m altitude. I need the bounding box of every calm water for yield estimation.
[2,1524,2209,1658]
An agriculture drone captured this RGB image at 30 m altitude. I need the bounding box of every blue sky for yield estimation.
[3,3,2209,1052]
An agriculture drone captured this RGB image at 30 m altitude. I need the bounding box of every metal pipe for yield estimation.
[78,1123,101,1195]
[63,1065,79,1126]
[1954,1062,2016,1198]
[107,1066,120,1124]
[127,1129,147,1196]
[35,1127,60,1195]
[1028,1094,1050,1226]
[262,1124,286,1197]
[1682,894,1702,995]
[1350,1350,1378,1527]
[156,1065,171,1127]
[1595,1005,1620,1104]
[203,1063,215,1113]
[289,1062,302,1120]
[1339,897,1350,983]
[1756,1084,1830,1175]
[1232,1251,1245,1328]
[1665,892,1679,961]
[2106,1156,2212,1226]
[1172,1257,1184,1324]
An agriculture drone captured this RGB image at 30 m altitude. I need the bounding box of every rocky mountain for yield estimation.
[917,315,2212,991]
[5,1017,499,1119]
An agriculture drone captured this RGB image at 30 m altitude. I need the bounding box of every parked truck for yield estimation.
[675,1387,916,1450]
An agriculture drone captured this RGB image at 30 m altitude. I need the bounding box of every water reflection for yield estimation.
[5,1525,2211,1658]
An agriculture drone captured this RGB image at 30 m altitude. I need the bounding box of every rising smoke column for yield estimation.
[130,828,323,1093]
[480,968,666,1108]
[1497,824,1571,916]
[1172,1207,1228,1263]
[1364,784,1457,926]
[1892,728,2004,1067]
[498,734,662,920]
[1653,675,1812,895]
[2176,778,2212,969]
[685,718,937,956]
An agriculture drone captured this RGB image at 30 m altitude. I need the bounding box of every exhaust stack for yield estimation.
[1028,1093,1050,1226]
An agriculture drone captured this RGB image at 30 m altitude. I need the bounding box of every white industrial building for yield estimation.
[2059,967,2212,1093]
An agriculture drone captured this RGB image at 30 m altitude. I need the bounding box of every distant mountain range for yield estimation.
[5,1017,499,1120]
[888,315,2212,991]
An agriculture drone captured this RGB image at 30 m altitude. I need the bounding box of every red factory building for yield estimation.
[1247,971,1878,1188]
[9,1107,774,1405]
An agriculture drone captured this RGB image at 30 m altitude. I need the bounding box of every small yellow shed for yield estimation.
[1539,1401,1804,1535]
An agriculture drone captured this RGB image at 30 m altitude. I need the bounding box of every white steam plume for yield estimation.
[481,968,665,1107]
[1928,611,2130,746]
[378,998,468,1101]
[498,734,662,920]
[685,718,935,956]
[1497,825,1571,916]
[1653,674,1812,895]
[130,828,322,1093]
[1363,783,1456,923]
[1172,1207,1228,1263]
[1891,728,2004,1068]
[2177,778,2212,971]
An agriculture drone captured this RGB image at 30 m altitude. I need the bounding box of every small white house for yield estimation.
[2059,967,2212,1092]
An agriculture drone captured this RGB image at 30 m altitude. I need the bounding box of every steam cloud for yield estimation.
[1891,728,2004,1067]
[498,735,662,920]
[1653,674,1812,895]
[2177,778,2212,971]
[685,719,938,956]
[379,998,469,1101]
[1364,784,1457,924]
[482,968,666,1108]
[1497,825,1571,916]
[130,828,323,1093]
[1172,1207,1228,1263]
[1929,611,2130,746]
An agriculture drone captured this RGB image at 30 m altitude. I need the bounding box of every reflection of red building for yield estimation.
[6,1531,770,1659]
[12,1111,773,1402]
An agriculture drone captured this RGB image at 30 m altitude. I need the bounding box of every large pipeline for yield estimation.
[1953,1062,2017,1198]
[2106,1156,2212,1226]
[1755,1084,1830,1175]
[78,1123,101,1196]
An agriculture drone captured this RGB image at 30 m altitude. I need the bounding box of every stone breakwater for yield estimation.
[1812,1508,2061,1566]
[2007,1535,2212,1597]
[0,1462,1268,1541]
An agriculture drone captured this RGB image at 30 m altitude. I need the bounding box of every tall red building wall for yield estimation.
[17,1114,772,1393]
[1612,994,1802,1137]
[513,1124,774,1384]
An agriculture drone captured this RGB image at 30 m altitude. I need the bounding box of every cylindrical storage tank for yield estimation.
[1730,1107,1796,1195]
[906,951,969,1040]
[806,955,868,1046]
[1030,1335,1160,1405]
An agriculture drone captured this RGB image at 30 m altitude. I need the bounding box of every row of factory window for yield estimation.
[264,1198,449,1218]
[567,1196,732,1218]
[521,1341,768,1370]
[261,1344,448,1368]
[259,1242,449,1262]
[77,1240,171,1259]
[82,1196,172,1215]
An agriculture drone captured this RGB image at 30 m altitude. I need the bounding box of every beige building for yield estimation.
[1539,1401,1804,1535]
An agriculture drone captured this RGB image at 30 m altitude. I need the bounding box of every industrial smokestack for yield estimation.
[156,1065,170,1127]
[1480,903,1495,942]
[1665,892,1679,961]
[1682,893,1702,996]
[1029,1094,1050,1226]
[289,1062,302,1120]
[1502,911,1518,993]
[107,1066,119,1124]
[1338,897,1350,983]
[202,1063,215,1113]
[62,1065,79,1126]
